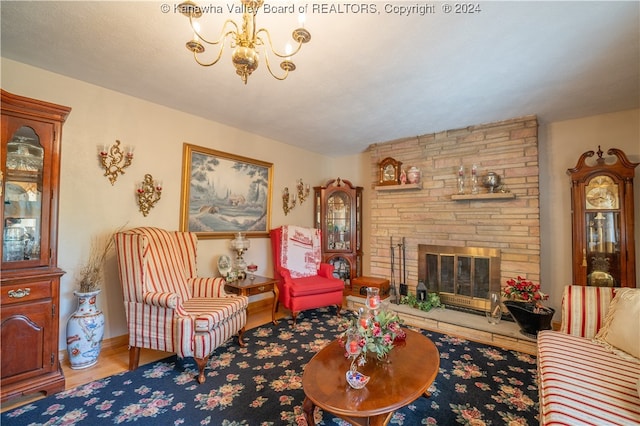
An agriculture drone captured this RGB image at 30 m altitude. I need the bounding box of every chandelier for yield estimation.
[178,0,311,84]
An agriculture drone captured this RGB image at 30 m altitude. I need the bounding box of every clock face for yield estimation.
[585,176,619,209]
[383,164,396,181]
[378,157,402,185]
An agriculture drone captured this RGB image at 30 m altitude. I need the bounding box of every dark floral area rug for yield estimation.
[2,308,539,425]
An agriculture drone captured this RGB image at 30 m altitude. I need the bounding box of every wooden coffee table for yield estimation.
[224,275,279,325]
[302,328,439,426]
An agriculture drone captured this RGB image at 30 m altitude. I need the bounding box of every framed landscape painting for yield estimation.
[180,143,273,239]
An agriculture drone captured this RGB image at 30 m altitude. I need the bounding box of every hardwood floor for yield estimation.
[1,301,286,413]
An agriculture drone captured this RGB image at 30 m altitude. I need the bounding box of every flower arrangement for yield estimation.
[342,308,406,364]
[502,276,549,312]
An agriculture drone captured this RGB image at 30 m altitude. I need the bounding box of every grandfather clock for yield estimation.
[567,146,638,287]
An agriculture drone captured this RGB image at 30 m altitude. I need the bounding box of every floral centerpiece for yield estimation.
[342,307,406,365]
[502,276,550,314]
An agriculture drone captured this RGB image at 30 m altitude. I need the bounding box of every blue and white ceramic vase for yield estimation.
[66,290,105,369]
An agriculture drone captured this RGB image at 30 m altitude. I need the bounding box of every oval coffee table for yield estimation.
[302,328,439,426]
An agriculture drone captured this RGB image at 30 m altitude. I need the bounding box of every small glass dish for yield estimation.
[346,370,370,389]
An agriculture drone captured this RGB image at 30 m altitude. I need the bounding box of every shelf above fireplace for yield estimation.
[451,192,516,201]
[376,182,422,191]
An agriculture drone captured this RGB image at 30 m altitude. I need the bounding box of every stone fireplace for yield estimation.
[367,115,541,303]
[418,244,501,312]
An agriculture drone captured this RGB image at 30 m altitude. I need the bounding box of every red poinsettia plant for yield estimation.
[502,276,549,306]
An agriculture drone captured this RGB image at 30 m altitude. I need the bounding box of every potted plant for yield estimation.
[66,230,117,369]
[502,276,554,337]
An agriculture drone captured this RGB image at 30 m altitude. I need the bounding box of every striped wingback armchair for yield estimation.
[114,227,248,383]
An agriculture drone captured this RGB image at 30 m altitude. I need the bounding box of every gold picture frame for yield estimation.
[179,143,273,239]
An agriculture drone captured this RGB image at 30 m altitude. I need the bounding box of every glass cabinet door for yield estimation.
[584,211,621,286]
[2,126,45,264]
[326,191,351,251]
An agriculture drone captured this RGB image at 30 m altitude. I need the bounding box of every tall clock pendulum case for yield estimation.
[567,146,638,288]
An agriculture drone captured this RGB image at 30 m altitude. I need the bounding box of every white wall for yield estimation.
[2,58,366,350]
[539,109,640,314]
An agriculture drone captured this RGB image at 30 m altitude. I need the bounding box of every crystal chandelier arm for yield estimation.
[255,28,305,58]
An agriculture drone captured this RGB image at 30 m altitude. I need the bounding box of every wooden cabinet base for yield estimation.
[1,367,65,403]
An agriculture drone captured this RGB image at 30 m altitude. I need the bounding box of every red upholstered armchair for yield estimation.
[114,227,248,383]
[270,226,344,324]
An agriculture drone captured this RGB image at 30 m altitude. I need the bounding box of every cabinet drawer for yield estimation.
[245,284,275,296]
[1,281,52,305]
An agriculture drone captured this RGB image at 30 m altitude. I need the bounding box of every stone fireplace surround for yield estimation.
[367,115,540,300]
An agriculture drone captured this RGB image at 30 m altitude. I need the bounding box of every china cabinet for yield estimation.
[314,178,363,286]
[567,146,638,288]
[1,90,71,401]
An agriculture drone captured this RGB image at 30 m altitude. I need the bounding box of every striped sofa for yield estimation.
[537,285,640,425]
[115,227,248,384]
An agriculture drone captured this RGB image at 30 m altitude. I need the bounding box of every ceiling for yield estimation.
[1,1,638,157]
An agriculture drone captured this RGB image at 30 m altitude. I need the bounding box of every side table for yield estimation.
[224,276,279,325]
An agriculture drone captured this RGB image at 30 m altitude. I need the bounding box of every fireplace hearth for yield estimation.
[418,245,501,312]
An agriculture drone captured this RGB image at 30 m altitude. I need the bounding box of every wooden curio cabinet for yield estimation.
[314,178,363,286]
[567,146,638,288]
[1,90,71,402]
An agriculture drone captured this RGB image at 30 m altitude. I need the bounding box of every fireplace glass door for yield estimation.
[419,245,500,311]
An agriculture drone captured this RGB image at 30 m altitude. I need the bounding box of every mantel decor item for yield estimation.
[482,172,501,193]
[178,0,311,84]
[180,143,273,239]
[407,166,421,184]
[136,174,162,217]
[457,164,465,194]
[98,140,134,185]
[378,157,403,185]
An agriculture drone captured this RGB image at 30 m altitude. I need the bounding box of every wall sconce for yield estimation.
[282,187,296,216]
[296,178,310,203]
[282,178,310,215]
[98,140,134,185]
[136,173,162,217]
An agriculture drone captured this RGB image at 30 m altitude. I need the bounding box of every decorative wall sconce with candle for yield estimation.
[283,178,310,215]
[98,140,134,185]
[136,174,162,217]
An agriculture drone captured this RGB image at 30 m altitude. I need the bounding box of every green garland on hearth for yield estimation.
[400,292,444,312]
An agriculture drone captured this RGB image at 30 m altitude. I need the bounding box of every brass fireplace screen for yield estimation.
[418,245,501,312]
